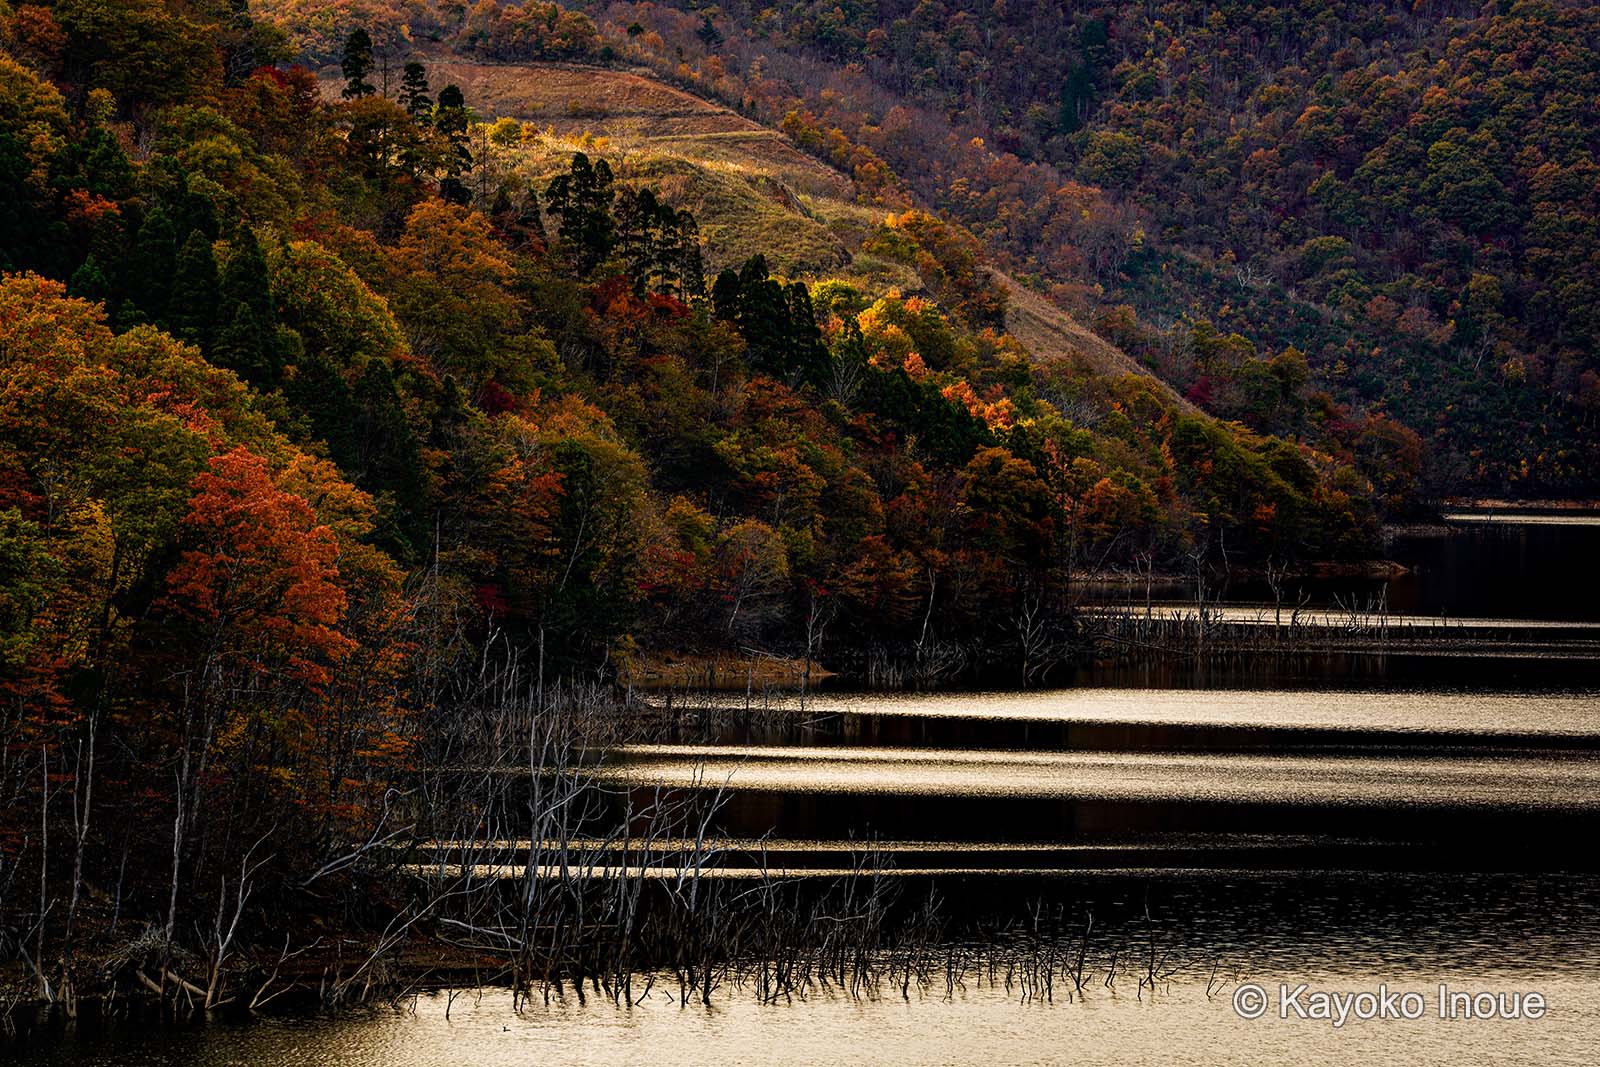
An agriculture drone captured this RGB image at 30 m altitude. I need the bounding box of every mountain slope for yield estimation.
[556,0,1599,496]
[314,53,1200,410]
[994,269,1193,414]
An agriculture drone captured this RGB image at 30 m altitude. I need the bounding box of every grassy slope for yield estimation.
[995,269,1195,414]
[328,56,1188,401]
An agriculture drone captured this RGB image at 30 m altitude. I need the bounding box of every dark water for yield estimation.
[1215,514,1600,622]
[12,516,1600,1064]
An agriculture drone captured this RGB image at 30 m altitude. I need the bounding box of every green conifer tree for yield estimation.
[167,230,220,348]
[213,301,281,386]
[129,206,178,321]
[434,84,472,204]
[545,153,616,275]
[399,61,432,118]
[220,227,274,328]
[69,255,110,303]
[341,29,377,99]
[285,348,358,465]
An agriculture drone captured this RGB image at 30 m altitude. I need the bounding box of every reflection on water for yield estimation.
[1085,516,1600,625]
[14,981,1598,1067]
[14,872,1600,1066]
[1253,517,1600,622]
[638,687,1600,855]
[606,744,1600,809]
[1438,512,1600,525]
[699,686,1600,737]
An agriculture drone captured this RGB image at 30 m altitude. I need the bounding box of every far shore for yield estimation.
[1440,497,1600,513]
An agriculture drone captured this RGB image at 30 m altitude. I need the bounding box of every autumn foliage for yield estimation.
[0,0,1397,999]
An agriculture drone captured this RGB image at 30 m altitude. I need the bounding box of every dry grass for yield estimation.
[494,130,851,276]
[383,59,853,201]
[996,270,1196,411]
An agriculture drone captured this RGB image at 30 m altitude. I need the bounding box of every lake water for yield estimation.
[14,957,1600,1066]
[14,867,1600,1066]
[1216,512,1600,622]
[10,515,1600,1063]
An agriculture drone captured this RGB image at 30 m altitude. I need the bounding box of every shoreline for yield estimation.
[1440,497,1600,513]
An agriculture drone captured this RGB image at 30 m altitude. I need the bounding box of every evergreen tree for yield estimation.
[697,15,723,49]
[129,206,178,321]
[353,358,430,557]
[168,230,220,348]
[213,300,279,386]
[428,374,470,451]
[395,66,435,180]
[220,227,274,328]
[713,255,829,386]
[545,152,615,275]
[285,348,358,465]
[0,136,32,273]
[672,212,705,298]
[214,231,283,387]
[113,299,148,332]
[711,265,742,323]
[1057,19,1108,133]
[169,172,221,242]
[341,29,376,99]
[0,133,70,277]
[434,84,472,203]
[69,255,110,303]
[782,282,830,386]
[398,61,432,118]
[69,127,135,201]
[616,187,666,292]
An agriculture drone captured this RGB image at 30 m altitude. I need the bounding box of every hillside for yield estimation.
[0,0,1397,704]
[993,269,1193,414]
[405,59,852,200]
[314,55,1200,406]
[549,0,1599,497]
[314,56,859,276]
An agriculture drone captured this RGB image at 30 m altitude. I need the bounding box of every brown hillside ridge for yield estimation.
[319,58,853,201]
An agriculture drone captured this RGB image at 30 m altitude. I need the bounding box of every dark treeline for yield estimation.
[1,0,1389,1015]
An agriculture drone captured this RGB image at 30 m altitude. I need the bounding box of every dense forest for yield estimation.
[546,0,1600,495]
[0,0,1417,1007]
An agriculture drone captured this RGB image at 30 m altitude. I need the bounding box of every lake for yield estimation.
[10,514,1600,1064]
[13,869,1600,1066]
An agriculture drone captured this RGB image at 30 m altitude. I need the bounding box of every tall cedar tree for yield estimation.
[340,29,376,99]
[399,61,432,118]
[545,152,615,275]
[434,84,471,203]
[129,206,178,321]
[713,255,830,387]
[168,230,220,348]
[215,228,281,387]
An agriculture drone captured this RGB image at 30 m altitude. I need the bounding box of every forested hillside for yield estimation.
[551,0,1600,495]
[0,0,1394,693]
[0,0,1398,940]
